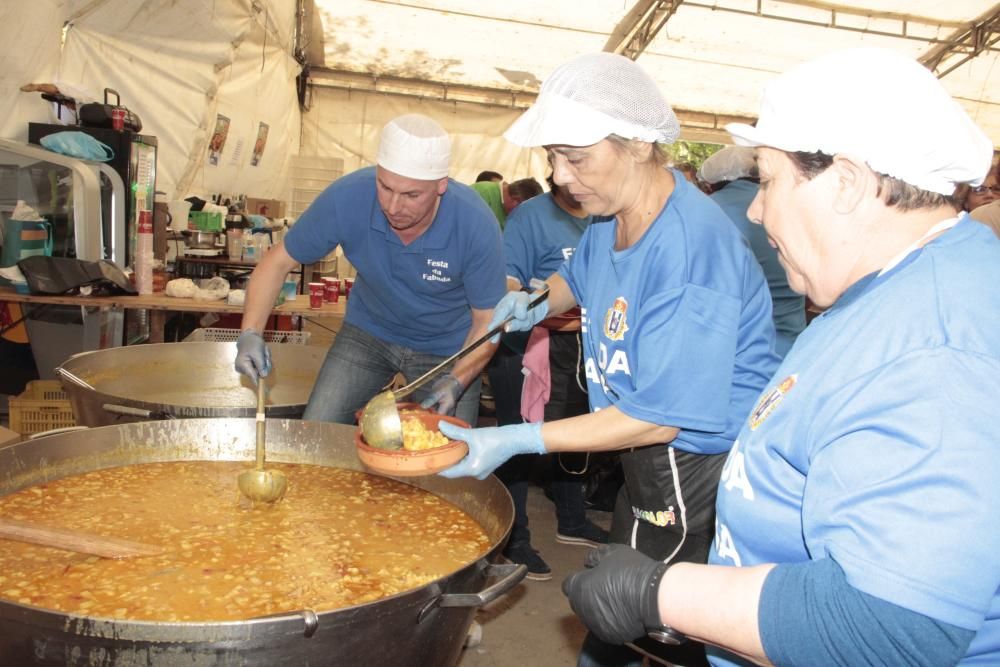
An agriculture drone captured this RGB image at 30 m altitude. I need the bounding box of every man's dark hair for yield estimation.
[787,150,960,211]
[508,178,544,202]
[475,170,503,183]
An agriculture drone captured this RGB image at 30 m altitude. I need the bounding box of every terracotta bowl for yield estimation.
[353,401,426,425]
[355,412,470,477]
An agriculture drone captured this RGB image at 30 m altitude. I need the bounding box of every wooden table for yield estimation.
[0,288,346,344]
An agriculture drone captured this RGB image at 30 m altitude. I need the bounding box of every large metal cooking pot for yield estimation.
[57,342,324,426]
[0,419,523,665]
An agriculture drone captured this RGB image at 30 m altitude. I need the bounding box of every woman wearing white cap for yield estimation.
[437,53,780,666]
[562,48,1000,667]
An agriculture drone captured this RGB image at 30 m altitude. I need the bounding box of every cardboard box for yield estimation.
[246,198,286,219]
[0,425,21,448]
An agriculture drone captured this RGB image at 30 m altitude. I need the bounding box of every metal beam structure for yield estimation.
[683,0,984,45]
[919,5,1000,78]
[604,0,685,60]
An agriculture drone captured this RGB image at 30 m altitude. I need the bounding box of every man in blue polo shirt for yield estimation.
[235,114,506,426]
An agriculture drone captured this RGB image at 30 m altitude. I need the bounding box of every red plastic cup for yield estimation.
[344,277,355,298]
[308,282,325,309]
[112,108,125,131]
[320,277,333,302]
[324,279,340,303]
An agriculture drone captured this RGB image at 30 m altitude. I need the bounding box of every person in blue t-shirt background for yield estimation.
[234,114,506,426]
[490,174,614,581]
[437,53,780,667]
[562,47,1000,667]
[699,146,805,357]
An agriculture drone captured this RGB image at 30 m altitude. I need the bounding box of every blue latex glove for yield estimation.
[488,290,550,343]
[419,373,464,416]
[562,544,682,646]
[234,329,272,385]
[437,421,546,480]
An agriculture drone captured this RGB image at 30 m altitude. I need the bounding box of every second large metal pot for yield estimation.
[0,419,522,665]
[57,341,324,425]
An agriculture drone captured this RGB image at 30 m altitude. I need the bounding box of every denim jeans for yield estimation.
[302,322,482,426]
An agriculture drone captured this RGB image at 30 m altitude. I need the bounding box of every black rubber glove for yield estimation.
[562,543,674,645]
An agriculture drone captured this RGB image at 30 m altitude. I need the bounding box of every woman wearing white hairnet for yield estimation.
[437,52,780,666]
[562,48,1000,667]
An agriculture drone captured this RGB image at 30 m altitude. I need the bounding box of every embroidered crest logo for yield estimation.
[603,297,629,341]
[749,374,797,431]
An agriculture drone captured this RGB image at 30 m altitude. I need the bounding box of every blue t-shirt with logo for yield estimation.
[284,167,506,355]
[708,215,1000,666]
[559,172,779,455]
[503,193,595,285]
[711,179,805,357]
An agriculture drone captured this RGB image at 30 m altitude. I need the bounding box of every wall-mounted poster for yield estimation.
[251,122,269,167]
[208,114,231,166]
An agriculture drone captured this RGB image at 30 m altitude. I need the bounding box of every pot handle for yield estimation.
[436,562,527,609]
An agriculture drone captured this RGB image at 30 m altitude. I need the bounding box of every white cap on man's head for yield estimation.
[726,48,992,196]
[504,52,680,148]
[376,114,451,180]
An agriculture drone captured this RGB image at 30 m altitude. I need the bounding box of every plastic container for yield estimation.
[242,231,258,263]
[9,380,76,436]
[1,218,52,268]
[190,211,224,232]
[226,229,243,259]
[282,277,298,301]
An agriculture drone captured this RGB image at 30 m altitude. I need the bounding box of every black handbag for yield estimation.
[78,88,143,133]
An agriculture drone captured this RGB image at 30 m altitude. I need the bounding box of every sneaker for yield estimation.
[556,521,609,548]
[502,543,552,581]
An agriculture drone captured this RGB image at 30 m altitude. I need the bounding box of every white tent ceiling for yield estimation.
[2,1,997,213]
[310,0,1000,145]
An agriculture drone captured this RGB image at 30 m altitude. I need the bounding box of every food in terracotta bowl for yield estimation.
[355,412,470,477]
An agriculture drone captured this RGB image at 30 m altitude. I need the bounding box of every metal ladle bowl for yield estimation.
[360,287,549,450]
[237,381,288,504]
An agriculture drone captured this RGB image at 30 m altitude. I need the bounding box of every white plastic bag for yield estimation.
[165,278,197,298]
[194,276,230,301]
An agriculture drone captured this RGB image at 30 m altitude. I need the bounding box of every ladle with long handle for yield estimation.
[361,286,549,450]
[237,380,288,504]
[0,518,163,559]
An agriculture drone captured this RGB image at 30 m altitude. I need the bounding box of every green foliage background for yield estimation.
[661,141,724,170]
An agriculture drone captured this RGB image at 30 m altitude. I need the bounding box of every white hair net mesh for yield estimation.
[504,53,680,147]
[548,53,678,143]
